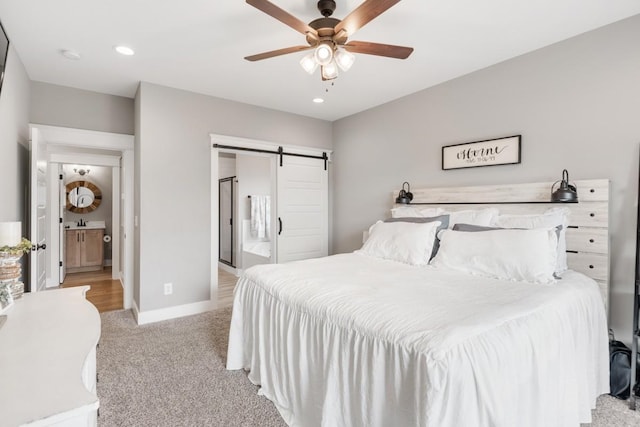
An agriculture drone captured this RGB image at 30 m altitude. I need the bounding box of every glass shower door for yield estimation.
[219,177,235,267]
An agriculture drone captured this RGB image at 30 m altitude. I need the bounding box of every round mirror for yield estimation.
[69,186,94,208]
[66,181,102,213]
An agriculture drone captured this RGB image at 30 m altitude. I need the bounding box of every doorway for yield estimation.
[60,163,113,278]
[29,124,134,310]
[210,134,330,309]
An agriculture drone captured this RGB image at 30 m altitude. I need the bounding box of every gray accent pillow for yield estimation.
[452,222,563,239]
[385,214,450,260]
[452,223,500,232]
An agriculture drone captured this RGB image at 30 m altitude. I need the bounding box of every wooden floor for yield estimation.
[218,268,238,309]
[60,266,238,313]
[61,267,123,313]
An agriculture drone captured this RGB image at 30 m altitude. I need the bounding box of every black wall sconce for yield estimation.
[395,182,413,204]
[551,169,578,203]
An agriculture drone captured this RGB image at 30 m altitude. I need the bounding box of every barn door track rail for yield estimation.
[213,144,328,170]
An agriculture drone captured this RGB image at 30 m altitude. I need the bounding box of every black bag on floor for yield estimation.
[610,339,632,399]
[609,340,640,399]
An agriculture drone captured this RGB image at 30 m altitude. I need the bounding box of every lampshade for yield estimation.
[321,61,339,80]
[314,42,334,66]
[395,182,413,204]
[335,48,355,71]
[551,169,578,203]
[0,222,22,247]
[300,53,318,74]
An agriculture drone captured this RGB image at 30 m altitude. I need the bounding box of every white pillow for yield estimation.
[492,207,570,273]
[357,220,441,266]
[445,208,499,229]
[431,228,558,284]
[391,206,444,218]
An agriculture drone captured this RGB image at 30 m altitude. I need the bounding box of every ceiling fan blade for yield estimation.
[344,41,413,59]
[334,0,401,37]
[245,45,313,62]
[246,0,317,36]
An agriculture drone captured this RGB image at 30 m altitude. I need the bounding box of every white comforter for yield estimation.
[226,253,609,427]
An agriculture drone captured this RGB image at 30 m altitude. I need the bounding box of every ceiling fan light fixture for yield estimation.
[321,60,338,80]
[314,42,334,66]
[300,52,318,74]
[335,48,355,71]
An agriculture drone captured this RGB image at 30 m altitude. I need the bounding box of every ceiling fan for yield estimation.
[245,0,414,80]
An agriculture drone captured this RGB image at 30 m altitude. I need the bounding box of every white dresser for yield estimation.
[0,286,101,426]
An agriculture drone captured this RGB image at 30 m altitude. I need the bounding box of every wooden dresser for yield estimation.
[0,286,101,426]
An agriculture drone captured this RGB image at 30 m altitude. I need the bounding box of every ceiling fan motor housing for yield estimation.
[317,0,336,17]
[307,17,341,45]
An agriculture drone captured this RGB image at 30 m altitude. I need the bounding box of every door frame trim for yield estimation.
[30,124,134,310]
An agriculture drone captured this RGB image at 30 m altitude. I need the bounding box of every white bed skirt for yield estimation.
[227,254,609,427]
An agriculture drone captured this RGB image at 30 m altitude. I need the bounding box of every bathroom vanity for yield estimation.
[65,222,105,273]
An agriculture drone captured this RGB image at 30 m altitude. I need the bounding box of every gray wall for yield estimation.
[332,15,640,342]
[30,81,134,135]
[136,82,332,312]
[0,45,30,229]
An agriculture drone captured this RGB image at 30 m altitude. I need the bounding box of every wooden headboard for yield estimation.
[392,179,610,311]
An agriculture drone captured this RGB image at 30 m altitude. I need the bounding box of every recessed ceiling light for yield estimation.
[60,49,82,60]
[313,98,324,104]
[114,45,135,56]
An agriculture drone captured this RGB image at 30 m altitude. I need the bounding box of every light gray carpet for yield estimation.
[97,307,286,427]
[97,308,640,427]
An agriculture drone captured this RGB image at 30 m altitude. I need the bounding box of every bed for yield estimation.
[226,180,610,427]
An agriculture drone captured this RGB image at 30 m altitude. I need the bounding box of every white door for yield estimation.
[276,155,328,263]
[59,166,66,283]
[29,127,48,292]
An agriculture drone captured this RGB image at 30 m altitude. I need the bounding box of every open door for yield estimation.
[276,155,328,263]
[59,166,66,283]
[29,127,47,292]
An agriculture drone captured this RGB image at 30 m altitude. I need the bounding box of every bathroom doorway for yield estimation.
[210,134,330,311]
[216,151,275,275]
[61,163,113,280]
[30,124,134,310]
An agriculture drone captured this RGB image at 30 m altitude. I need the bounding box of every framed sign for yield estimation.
[442,135,521,170]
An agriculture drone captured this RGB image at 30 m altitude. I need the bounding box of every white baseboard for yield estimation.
[132,299,139,323]
[134,299,215,325]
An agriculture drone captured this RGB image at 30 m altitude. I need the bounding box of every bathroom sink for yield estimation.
[64,220,106,230]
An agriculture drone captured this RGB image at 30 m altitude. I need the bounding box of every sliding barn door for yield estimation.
[276,156,328,263]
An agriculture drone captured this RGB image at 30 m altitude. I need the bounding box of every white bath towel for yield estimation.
[250,195,270,239]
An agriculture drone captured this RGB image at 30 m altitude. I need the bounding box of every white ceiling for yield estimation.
[1,1,639,121]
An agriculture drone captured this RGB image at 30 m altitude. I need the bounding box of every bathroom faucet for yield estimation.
[77,219,86,227]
